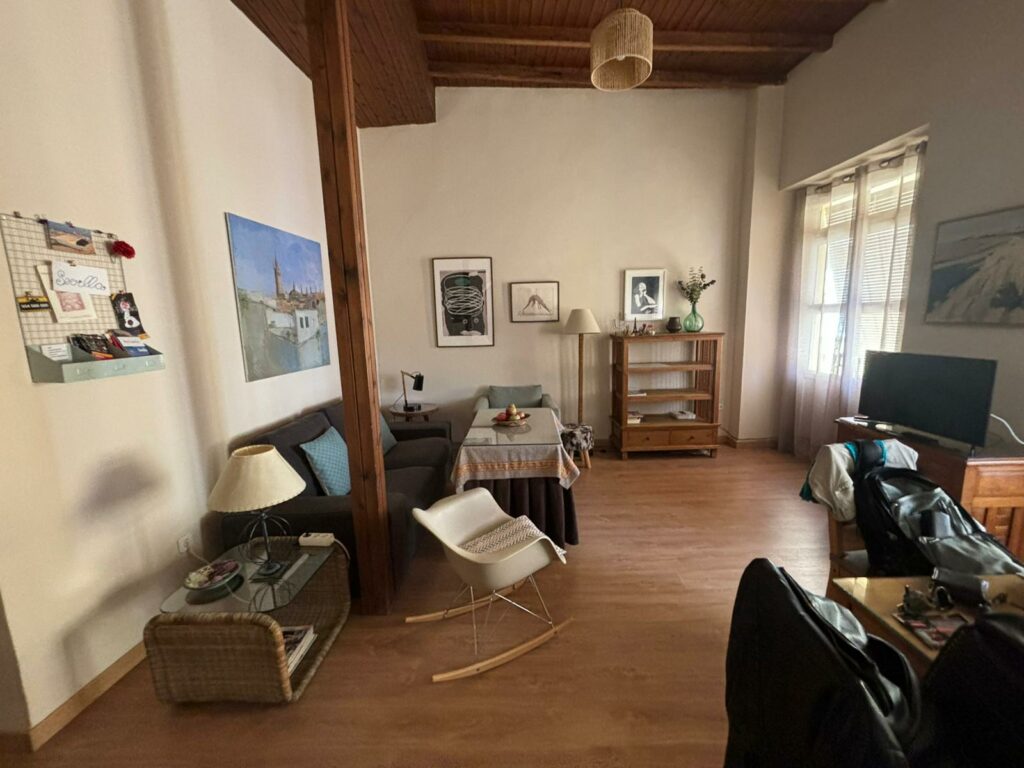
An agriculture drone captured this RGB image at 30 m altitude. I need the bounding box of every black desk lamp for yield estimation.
[402,370,424,412]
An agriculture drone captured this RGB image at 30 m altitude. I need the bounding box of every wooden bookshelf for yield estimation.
[610,333,724,460]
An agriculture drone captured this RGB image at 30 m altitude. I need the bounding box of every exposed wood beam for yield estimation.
[428,62,783,89]
[307,0,393,613]
[232,0,435,127]
[348,0,435,126]
[419,22,832,54]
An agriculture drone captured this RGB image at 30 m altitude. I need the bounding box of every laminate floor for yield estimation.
[14,447,827,768]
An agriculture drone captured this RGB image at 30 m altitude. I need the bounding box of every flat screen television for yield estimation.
[859,351,997,447]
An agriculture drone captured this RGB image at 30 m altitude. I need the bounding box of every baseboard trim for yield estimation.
[720,434,778,450]
[18,642,146,752]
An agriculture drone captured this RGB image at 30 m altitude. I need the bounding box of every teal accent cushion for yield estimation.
[380,414,398,453]
[488,385,544,409]
[300,427,351,496]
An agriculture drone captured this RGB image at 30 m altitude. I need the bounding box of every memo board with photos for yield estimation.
[0,212,164,382]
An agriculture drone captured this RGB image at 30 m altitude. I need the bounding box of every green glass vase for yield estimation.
[683,302,704,333]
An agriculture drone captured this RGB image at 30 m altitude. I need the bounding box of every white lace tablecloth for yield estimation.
[452,409,580,493]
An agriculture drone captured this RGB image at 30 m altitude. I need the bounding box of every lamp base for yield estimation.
[403,403,422,412]
[255,559,285,577]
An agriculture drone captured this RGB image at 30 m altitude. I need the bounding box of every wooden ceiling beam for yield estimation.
[419,22,832,54]
[231,0,435,127]
[428,62,783,90]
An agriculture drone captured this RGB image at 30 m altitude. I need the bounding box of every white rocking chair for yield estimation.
[406,488,571,682]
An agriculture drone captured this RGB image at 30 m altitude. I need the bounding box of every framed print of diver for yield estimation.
[624,268,666,321]
[432,257,494,347]
[509,281,559,323]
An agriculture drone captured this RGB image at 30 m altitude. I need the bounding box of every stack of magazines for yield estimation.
[281,625,317,675]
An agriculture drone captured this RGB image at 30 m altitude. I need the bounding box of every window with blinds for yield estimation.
[799,146,923,379]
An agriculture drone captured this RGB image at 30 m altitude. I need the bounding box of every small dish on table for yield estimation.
[185,559,241,591]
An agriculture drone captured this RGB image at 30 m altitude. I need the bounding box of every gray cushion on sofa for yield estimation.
[384,437,452,472]
[242,412,330,497]
[487,384,544,409]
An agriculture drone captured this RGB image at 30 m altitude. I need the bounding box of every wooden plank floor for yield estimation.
[14,447,827,767]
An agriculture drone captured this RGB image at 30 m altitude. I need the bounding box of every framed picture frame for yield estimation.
[432,257,494,347]
[623,268,667,321]
[509,281,559,323]
[925,205,1024,326]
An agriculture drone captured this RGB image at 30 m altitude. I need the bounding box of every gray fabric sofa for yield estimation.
[473,384,559,420]
[220,400,452,597]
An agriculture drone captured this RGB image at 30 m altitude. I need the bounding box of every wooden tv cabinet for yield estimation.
[610,333,723,460]
[836,417,1024,559]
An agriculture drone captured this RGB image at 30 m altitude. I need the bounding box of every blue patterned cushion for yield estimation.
[380,414,398,453]
[300,427,351,496]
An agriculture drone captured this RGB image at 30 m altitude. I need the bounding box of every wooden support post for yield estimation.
[307,0,392,613]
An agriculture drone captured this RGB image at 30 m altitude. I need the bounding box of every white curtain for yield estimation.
[779,144,925,459]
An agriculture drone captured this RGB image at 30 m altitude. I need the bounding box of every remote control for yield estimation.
[298,532,335,547]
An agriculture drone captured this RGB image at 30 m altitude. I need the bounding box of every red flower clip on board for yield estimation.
[109,240,136,259]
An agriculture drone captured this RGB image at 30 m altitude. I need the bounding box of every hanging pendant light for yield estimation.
[590,7,654,92]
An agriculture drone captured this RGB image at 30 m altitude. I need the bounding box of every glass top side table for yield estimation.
[161,538,331,614]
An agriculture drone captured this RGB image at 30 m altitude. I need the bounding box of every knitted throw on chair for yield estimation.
[461,516,567,560]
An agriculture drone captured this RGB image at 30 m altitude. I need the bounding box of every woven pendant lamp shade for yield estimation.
[590,8,654,92]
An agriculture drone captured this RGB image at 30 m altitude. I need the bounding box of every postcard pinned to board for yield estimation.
[52,259,110,296]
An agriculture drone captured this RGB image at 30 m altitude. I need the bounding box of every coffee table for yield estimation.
[831,574,1024,676]
[146,537,350,703]
[453,407,580,546]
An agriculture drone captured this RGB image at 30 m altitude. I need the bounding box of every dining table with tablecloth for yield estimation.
[452,408,579,547]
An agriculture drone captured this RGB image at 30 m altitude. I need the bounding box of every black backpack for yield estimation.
[850,440,1023,576]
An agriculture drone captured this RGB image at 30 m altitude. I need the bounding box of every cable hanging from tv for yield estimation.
[990,414,1024,446]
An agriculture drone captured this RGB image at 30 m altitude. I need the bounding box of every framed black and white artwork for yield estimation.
[432,257,494,347]
[624,268,667,321]
[509,281,559,323]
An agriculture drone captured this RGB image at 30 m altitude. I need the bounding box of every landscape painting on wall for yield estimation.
[225,213,330,381]
[926,205,1024,325]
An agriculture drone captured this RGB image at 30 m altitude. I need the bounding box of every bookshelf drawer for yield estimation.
[670,427,718,446]
[624,430,672,449]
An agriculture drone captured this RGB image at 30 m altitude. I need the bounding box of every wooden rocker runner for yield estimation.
[407,488,571,683]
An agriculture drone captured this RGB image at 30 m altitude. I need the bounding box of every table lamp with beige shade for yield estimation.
[208,445,306,577]
[564,308,602,424]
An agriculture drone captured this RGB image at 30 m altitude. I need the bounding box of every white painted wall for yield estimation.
[728,87,793,442]
[360,88,749,438]
[0,0,336,728]
[782,0,1024,431]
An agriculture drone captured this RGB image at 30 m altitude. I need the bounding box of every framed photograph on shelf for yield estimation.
[509,281,559,323]
[432,257,494,347]
[624,268,667,321]
[926,205,1024,326]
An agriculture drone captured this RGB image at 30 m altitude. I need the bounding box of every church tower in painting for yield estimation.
[274,256,284,298]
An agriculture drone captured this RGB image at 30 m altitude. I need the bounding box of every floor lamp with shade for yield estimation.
[564,308,601,467]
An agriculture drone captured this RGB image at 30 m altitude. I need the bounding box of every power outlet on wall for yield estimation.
[176,534,194,556]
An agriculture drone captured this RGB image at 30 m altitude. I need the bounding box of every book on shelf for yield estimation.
[108,332,151,357]
[69,333,113,360]
[281,625,318,675]
[626,410,643,425]
[671,409,697,421]
[628,390,647,397]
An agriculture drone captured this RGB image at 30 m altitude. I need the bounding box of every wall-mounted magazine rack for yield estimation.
[1,211,166,384]
[25,343,165,383]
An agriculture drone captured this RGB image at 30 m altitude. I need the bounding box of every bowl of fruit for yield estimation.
[492,404,530,427]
